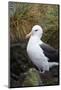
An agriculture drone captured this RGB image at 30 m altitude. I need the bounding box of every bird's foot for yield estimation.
[39,70,45,74]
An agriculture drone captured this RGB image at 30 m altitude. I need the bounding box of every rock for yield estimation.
[22,68,43,87]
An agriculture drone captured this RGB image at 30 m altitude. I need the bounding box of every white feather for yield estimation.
[26,25,58,73]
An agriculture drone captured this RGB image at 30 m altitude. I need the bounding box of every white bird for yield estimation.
[26,25,58,73]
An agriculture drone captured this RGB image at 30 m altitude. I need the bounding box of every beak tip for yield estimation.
[25,32,31,39]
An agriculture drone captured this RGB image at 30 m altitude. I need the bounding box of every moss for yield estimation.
[22,68,42,86]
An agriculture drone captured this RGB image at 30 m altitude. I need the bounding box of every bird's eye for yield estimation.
[35,29,38,31]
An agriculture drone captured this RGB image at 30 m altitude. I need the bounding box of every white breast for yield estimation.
[27,36,49,71]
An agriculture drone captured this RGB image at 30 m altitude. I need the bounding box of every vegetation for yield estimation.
[9,2,59,88]
[9,2,59,48]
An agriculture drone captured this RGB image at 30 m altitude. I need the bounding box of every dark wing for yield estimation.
[40,43,59,62]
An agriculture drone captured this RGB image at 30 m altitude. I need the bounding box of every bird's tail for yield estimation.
[49,62,58,68]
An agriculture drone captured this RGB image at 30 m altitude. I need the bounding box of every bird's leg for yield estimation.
[39,70,45,74]
[38,68,45,73]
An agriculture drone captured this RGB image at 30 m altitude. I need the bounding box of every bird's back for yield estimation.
[40,43,59,62]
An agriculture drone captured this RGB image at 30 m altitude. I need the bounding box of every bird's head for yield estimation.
[26,25,43,39]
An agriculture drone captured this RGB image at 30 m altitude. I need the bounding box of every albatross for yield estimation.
[26,25,58,73]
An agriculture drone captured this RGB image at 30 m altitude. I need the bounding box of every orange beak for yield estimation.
[25,32,32,39]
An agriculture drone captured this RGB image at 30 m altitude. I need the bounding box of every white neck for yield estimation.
[28,35,43,45]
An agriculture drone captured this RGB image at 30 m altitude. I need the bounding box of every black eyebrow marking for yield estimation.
[35,29,38,31]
